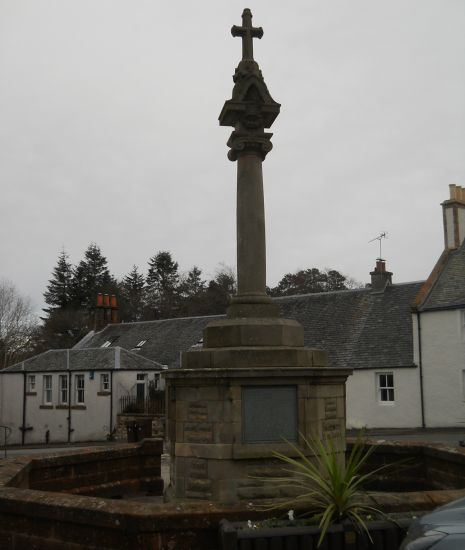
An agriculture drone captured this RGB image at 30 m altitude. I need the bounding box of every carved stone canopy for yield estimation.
[219,9,280,131]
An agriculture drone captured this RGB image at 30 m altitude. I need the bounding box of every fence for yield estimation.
[118,392,165,415]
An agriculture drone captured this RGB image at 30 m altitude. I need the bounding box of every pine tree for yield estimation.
[70,243,114,310]
[43,250,73,314]
[179,266,206,316]
[119,265,145,322]
[145,251,180,319]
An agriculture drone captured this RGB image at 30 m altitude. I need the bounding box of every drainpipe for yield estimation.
[109,370,114,437]
[21,365,26,445]
[416,312,426,428]
[67,350,72,443]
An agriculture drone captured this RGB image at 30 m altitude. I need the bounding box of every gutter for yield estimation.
[416,311,426,428]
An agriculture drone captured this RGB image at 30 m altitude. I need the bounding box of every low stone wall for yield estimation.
[1,440,465,549]
[358,439,465,492]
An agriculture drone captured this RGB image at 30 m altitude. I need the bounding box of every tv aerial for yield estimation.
[368,232,388,259]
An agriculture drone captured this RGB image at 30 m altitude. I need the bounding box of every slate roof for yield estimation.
[3,347,164,373]
[76,282,423,370]
[417,241,465,311]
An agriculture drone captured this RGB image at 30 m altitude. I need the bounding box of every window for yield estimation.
[131,340,147,351]
[101,340,112,348]
[59,375,68,404]
[100,373,110,392]
[377,373,394,403]
[27,375,36,393]
[43,375,52,405]
[75,374,85,404]
[462,370,465,401]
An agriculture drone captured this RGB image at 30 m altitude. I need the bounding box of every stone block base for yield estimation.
[165,364,351,503]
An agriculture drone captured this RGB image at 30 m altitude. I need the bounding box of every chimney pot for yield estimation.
[96,293,103,307]
[110,295,118,308]
[103,294,110,307]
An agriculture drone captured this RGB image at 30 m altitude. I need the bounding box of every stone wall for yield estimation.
[115,414,164,441]
[1,440,465,549]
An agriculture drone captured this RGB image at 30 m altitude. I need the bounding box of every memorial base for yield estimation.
[165,351,351,503]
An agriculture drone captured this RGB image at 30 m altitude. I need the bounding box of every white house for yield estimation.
[0,347,165,445]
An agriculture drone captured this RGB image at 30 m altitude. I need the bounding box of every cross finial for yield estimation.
[231,8,263,61]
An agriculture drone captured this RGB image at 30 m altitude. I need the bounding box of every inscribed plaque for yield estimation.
[242,386,297,443]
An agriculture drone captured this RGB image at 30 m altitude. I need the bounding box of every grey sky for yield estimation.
[1,1,464,313]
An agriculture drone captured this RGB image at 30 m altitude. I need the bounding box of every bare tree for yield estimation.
[0,280,38,369]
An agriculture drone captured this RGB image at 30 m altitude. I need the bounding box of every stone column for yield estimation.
[236,151,266,298]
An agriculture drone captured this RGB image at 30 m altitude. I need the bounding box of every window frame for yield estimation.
[43,375,52,405]
[59,374,69,405]
[75,374,85,405]
[27,374,36,393]
[376,372,395,404]
[100,373,110,393]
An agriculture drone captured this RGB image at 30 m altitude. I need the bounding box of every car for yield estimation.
[400,496,465,549]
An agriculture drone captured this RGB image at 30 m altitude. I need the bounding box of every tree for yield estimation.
[270,267,360,297]
[202,264,237,315]
[145,251,180,319]
[0,280,38,369]
[43,249,73,314]
[178,266,207,316]
[70,243,115,311]
[119,265,146,322]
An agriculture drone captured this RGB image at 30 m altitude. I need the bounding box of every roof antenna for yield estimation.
[368,232,388,260]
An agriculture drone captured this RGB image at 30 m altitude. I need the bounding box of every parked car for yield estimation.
[400,496,465,549]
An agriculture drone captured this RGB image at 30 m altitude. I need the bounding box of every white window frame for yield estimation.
[100,373,110,392]
[43,375,52,405]
[75,374,85,404]
[462,370,465,402]
[59,374,68,405]
[376,372,395,404]
[27,374,36,393]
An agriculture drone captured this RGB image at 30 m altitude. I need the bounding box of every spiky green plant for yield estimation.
[270,434,392,547]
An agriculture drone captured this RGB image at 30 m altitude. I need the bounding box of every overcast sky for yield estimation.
[1,0,464,313]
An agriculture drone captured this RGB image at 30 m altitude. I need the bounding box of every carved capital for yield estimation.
[227,130,273,161]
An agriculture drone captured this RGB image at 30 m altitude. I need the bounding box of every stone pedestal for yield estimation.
[165,358,351,502]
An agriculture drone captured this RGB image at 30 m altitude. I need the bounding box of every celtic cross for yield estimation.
[231,8,263,61]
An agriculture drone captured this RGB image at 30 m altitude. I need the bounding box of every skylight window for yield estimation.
[131,340,147,352]
[101,341,112,348]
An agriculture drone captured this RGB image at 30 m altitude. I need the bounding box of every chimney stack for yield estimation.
[442,184,465,249]
[370,259,392,292]
[94,293,120,330]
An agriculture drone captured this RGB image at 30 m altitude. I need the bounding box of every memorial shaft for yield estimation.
[219,8,280,316]
[236,151,266,297]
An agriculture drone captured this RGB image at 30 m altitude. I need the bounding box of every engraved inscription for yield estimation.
[242,386,297,443]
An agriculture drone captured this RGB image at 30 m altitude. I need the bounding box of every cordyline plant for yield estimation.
[269,433,394,547]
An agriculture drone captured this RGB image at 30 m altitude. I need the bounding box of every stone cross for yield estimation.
[231,8,263,61]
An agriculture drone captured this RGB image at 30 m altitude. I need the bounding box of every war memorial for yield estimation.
[164,8,351,503]
[1,9,465,550]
